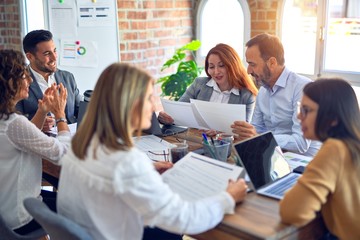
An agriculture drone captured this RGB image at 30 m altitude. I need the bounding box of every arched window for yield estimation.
[196,0,250,67]
[281,0,360,85]
[20,0,46,35]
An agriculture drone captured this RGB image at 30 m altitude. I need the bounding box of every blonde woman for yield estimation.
[57,63,248,240]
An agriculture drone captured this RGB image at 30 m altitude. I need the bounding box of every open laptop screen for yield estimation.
[234,132,291,190]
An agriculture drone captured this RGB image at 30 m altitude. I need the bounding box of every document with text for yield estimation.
[162,152,244,201]
[161,98,246,134]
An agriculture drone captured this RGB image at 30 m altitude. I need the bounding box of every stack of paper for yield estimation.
[161,99,246,135]
[162,152,244,201]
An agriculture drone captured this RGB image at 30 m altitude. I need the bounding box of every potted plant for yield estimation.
[157,40,204,101]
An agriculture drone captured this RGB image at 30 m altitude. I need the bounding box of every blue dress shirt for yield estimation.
[251,67,321,156]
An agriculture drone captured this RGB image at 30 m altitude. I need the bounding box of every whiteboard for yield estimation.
[46,0,119,94]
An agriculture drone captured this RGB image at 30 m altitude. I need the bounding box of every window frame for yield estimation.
[195,0,251,67]
[280,0,360,86]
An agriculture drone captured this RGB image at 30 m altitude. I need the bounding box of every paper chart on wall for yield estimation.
[48,0,77,38]
[60,39,98,68]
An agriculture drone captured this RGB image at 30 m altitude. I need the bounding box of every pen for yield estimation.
[202,133,217,159]
[210,137,221,160]
[202,133,209,145]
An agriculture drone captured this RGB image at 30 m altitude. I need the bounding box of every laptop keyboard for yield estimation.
[264,174,299,196]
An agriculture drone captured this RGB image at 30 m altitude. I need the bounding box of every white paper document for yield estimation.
[162,152,244,201]
[190,99,246,135]
[133,135,175,162]
[160,98,246,134]
[283,152,312,170]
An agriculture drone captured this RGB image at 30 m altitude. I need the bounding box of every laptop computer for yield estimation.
[233,131,301,200]
[143,113,188,137]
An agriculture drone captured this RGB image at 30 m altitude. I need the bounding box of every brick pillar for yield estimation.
[118,0,195,111]
[247,0,282,37]
[0,0,22,51]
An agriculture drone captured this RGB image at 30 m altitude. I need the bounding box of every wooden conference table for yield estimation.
[43,128,327,240]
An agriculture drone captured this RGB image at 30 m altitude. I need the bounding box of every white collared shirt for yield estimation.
[0,113,71,229]
[29,66,56,94]
[206,78,239,103]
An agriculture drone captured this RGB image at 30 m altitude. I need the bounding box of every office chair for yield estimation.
[23,198,93,240]
[0,214,46,240]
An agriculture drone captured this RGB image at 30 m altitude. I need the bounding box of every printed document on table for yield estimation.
[162,152,244,201]
[160,99,209,129]
[191,99,246,135]
[133,135,175,162]
[283,152,312,170]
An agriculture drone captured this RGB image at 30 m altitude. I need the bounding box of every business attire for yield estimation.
[57,137,235,240]
[16,67,81,123]
[280,138,360,239]
[251,67,321,156]
[0,113,70,230]
[179,77,256,122]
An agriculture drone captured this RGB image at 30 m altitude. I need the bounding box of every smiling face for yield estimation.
[297,95,319,140]
[207,54,230,91]
[245,45,273,88]
[26,40,57,79]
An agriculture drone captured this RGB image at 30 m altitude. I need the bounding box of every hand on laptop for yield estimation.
[158,111,174,125]
[226,178,248,203]
[231,121,257,141]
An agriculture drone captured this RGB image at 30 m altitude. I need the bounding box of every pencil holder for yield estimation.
[203,140,230,162]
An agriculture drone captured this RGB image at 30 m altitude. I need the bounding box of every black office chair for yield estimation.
[23,198,93,240]
[0,214,46,240]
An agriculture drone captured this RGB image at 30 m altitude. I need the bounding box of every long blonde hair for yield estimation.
[72,63,153,159]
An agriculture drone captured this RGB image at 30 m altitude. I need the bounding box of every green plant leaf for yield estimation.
[161,71,191,101]
[158,40,202,101]
[161,52,186,71]
[179,40,201,51]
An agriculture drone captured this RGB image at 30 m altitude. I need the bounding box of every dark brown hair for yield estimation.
[0,49,28,119]
[303,78,360,166]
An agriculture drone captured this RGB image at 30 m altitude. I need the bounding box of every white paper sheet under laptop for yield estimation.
[233,131,301,200]
[162,152,244,201]
[161,98,246,135]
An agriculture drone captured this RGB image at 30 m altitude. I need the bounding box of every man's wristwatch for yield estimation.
[56,118,67,124]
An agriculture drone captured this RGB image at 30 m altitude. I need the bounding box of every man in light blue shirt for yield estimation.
[232,33,321,156]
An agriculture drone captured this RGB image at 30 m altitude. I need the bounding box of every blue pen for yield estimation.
[202,133,209,145]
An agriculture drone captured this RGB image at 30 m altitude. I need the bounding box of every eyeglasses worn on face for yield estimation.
[297,102,316,118]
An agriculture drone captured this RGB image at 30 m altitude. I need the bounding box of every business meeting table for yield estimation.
[43,128,327,240]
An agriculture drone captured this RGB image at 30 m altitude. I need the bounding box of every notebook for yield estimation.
[143,113,188,137]
[233,131,301,200]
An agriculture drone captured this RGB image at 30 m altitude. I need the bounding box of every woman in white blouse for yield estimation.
[57,63,248,240]
[0,49,70,234]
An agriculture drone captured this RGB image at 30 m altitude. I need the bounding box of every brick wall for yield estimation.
[0,0,281,73]
[248,0,281,37]
[118,0,195,80]
[0,0,22,51]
